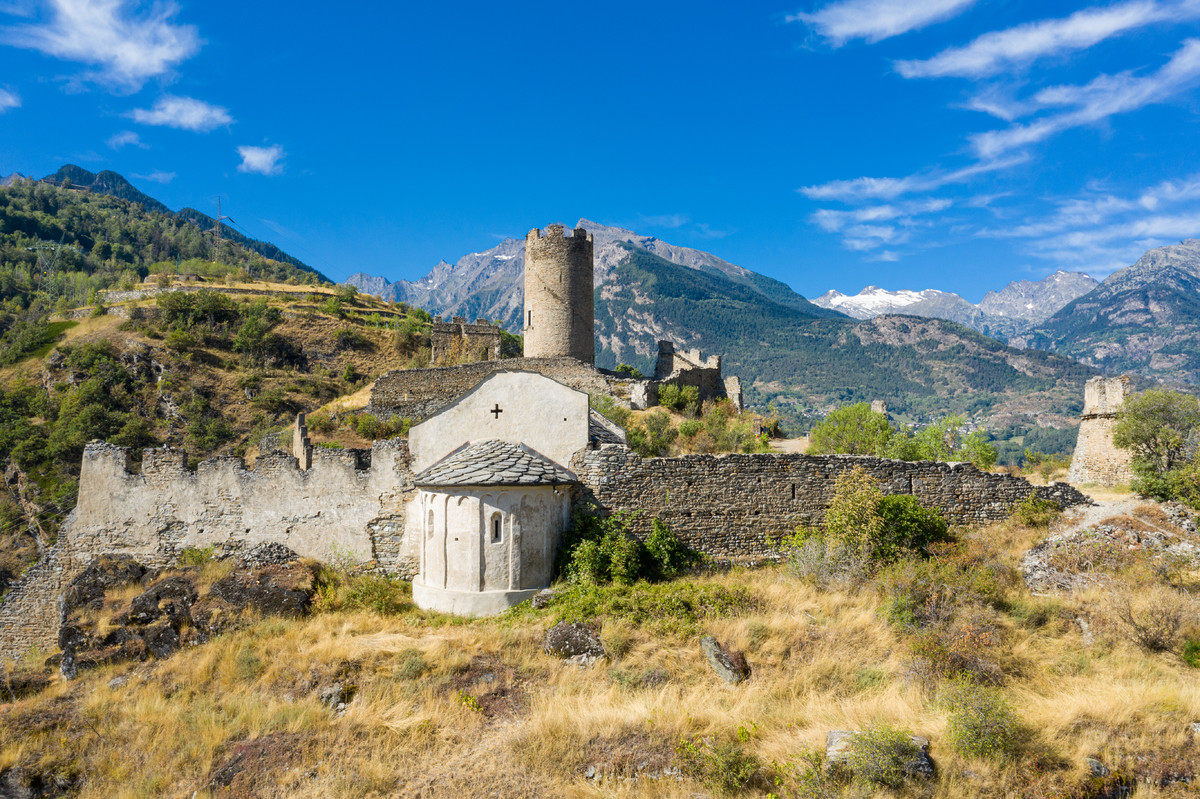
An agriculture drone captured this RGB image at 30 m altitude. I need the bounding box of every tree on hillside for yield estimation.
[1114,389,1200,475]
[1114,389,1200,504]
[808,403,891,456]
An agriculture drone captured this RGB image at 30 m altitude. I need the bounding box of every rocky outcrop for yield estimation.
[58,554,319,679]
[700,636,750,684]
[544,622,606,664]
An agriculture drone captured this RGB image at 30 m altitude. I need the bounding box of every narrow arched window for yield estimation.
[491,513,502,544]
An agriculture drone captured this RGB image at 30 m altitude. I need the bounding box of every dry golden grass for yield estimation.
[4,518,1200,797]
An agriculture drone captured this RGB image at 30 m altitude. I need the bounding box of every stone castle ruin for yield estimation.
[0,222,1093,657]
[1066,375,1135,487]
[430,316,502,365]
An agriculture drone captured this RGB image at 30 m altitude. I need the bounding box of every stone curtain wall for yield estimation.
[0,440,418,660]
[1066,376,1136,487]
[571,447,1090,559]
[368,358,633,422]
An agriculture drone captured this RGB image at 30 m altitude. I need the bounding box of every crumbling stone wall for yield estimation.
[368,359,634,422]
[0,440,418,661]
[1066,376,1135,487]
[430,316,502,365]
[571,447,1089,559]
[637,341,744,411]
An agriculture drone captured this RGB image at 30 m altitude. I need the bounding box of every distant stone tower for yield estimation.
[1066,376,1135,487]
[523,224,594,365]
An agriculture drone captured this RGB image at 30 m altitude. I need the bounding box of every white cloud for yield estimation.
[812,198,952,231]
[130,95,232,132]
[0,86,18,112]
[801,155,1027,201]
[237,144,285,176]
[106,129,145,148]
[638,213,690,228]
[970,39,1200,158]
[788,0,974,45]
[896,0,1197,79]
[133,170,174,183]
[3,0,200,92]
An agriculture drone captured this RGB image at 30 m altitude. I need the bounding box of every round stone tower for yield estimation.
[523,223,594,365]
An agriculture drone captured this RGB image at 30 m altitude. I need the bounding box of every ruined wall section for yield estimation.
[0,440,419,660]
[368,358,635,422]
[1066,375,1135,487]
[640,341,744,411]
[524,225,594,364]
[430,316,502,365]
[571,447,1089,560]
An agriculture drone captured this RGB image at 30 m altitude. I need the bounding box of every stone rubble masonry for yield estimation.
[367,357,636,422]
[1066,375,1136,487]
[2,440,1090,660]
[524,224,595,365]
[647,340,744,411]
[569,447,1090,559]
[430,316,502,365]
[0,440,417,661]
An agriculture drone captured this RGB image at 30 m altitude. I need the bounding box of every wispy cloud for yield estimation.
[106,129,146,149]
[969,39,1200,158]
[133,169,174,183]
[801,155,1027,201]
[637,213,690,229]
[789,0,975,45]
[237,144,285,176]
[130,95,232,131]
[0,86,18,112]
[2,0,200,92]
[896,0,1198,79]
[812,198,953,231]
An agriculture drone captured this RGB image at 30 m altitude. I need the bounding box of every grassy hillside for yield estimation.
[2,504,1197,797]
[0,282,435,594]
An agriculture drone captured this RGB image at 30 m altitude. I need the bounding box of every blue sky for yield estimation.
[3,1,1200,302]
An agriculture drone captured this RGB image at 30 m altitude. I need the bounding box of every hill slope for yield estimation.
[41,165,320,276]
[1014,239,1200,384]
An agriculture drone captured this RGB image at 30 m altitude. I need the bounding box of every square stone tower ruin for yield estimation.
[1066,375,1135,487]
[523,224,594,365]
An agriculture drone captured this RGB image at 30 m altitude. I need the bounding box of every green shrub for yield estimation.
[1182,638,1200,667]
[614,363,643,379]
[842,726,922,788]
[876,495,951,559]
[676,735,762,795]
[643,518,699,580]
[940,677,1021,759]
[590,394,631,428]
[334,327,369,350]
[658,383,700,415]
[678,419,702,438]
[395,648,427,679]
[627,410,677,457]
[1010,493,1061,527]
[179,546,215,566]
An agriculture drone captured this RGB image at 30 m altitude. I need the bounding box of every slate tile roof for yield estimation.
[414,440,578,487]
[589,408,627,446]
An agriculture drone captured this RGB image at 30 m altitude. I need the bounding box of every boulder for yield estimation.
[700,636,750,684]
[240,542,301,568]
[59,555,146,615]
[122,576,197,625]
[531,588,556,609]
[191,562,316,634]
[544,622,606,661]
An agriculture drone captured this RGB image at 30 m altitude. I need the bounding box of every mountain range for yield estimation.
[347,220,1095,429]
[1013,239,1200,385]
[812,271,1100,340]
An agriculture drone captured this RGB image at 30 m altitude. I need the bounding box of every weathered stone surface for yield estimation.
[826,730,934,779]
[240,542,300,568]
[531,588,556,609]
[60,555,146,615]
[572,448,1090,560]
[1067,376,1135,487]
[544,622,606,661]
[191,563,317,633]
[700,636,750,684]
[123,576,196,625]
